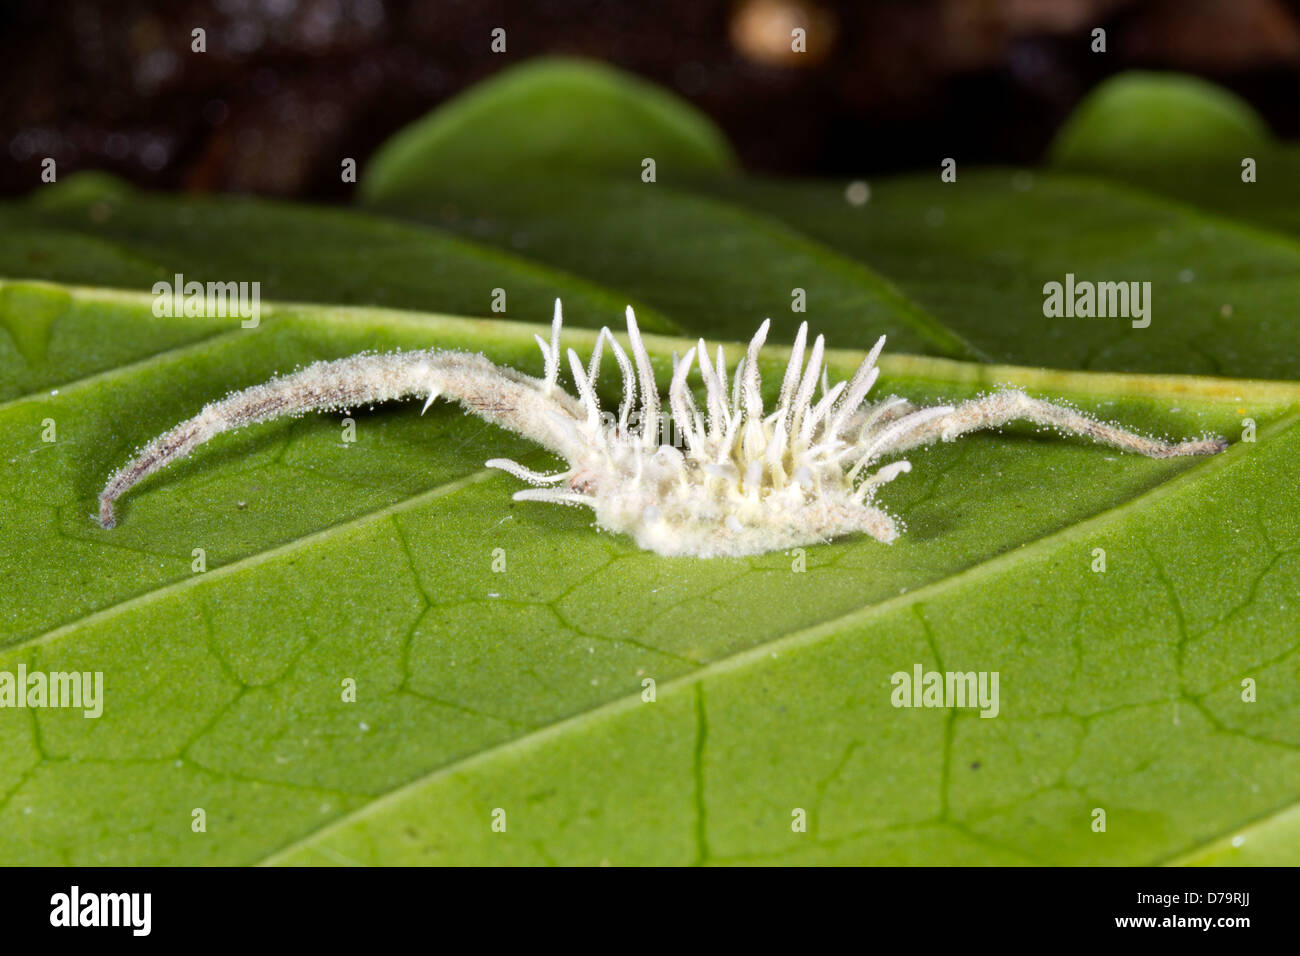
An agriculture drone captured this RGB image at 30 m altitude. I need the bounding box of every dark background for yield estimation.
[3,0,1299,198]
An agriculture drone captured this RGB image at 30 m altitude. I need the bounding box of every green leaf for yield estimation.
[2,281,1298,864]
[362,153,1300,380]
[363,176,978,359]
[1049,72,1274,178]
[705,170,1300,380]
[360,56,737,197]
[3,61,1300,866]
[0,172,685,400]
[352,61,1300,379]
[1048,71,1300,242]
[0,171,682,369]
[356,58,973,359]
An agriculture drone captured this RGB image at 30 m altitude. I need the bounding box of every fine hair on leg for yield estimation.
[881,389,1228,458]
[97,349,583,528]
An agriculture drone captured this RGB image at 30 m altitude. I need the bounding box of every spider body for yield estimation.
[98,301,1226,557]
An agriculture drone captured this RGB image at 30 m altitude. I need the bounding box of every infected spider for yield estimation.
[98,301,1226,557]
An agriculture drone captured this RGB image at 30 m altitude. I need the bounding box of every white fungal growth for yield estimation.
[98,300,1228,557]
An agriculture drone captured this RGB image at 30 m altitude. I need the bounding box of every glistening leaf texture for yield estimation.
[1,59,1298,865]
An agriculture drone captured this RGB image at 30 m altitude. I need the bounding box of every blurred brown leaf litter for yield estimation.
[3,0,1300,197]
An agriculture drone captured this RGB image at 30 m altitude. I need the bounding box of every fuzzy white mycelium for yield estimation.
[99,301,1226,557]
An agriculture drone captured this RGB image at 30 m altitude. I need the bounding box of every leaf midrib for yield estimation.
[1159,798,1300,866]
[13,282,1300,408]
[0,326,249,411]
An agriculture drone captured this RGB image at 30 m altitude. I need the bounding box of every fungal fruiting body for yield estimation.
[98,302,1227,558]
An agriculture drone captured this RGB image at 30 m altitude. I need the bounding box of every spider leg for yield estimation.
[879,389,1227,458]
[98,350,587,529]
[511,488,597,509]
[834,395,917,442]
[485,458,573,486]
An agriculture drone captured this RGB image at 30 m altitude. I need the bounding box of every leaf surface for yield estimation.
[2,60,1298,866]
[1,283,1297,865]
